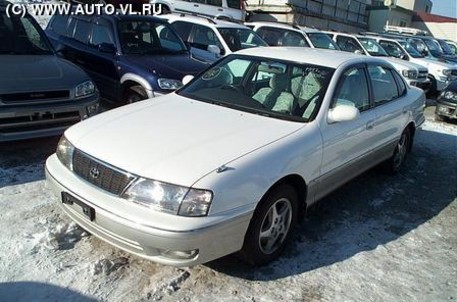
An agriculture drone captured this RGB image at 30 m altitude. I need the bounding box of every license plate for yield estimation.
[61,192,95,221]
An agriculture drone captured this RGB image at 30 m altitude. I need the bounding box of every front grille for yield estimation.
[418,71,427,79]
[0,90,70,104]
[73,149,135,196]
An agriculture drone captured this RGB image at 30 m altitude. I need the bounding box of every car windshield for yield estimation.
[358,37,389,56]
[118,21,187,55]
[177,55,334,122]
[379,40,407,58]
[218,27,268,52]
[437,39,454,55]
[307,33,339,50]
[419,38,443,58]
[398,40,424,58]
[0,14,53,55]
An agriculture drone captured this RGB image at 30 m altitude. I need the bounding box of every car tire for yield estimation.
[238,184,298,266]
[385,128,411,174]
[426,77,437,98]
[124,85,147,104]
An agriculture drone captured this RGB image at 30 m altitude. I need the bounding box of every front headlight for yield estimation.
[440,90,457,102]
[56,135,75,170]
[75,81,96,97]
[157,78,183,90]
[402,69,418,79]
[122,178,213,216]
[442,69,452,76]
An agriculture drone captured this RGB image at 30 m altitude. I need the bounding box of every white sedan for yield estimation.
[45,47,425,267]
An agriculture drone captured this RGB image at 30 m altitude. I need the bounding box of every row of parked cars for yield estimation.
[1,0,455,267]
[2,1,457,142]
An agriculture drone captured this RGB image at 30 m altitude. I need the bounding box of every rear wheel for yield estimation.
[385,128,411,174]
[124,85,147,104]
[238,185,298,266]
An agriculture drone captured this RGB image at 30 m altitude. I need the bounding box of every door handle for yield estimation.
[366,121,375,130]
[402,107,408,114]
[194,4,199,7]
[218,8,223,11]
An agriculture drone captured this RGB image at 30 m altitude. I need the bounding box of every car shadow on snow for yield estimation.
[206,129,457,281]
[0,281,97,302]
[0,136,59,188]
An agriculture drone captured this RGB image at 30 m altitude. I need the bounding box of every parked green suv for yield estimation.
[0,0,99,142]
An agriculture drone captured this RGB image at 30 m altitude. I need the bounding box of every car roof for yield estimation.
[245,21,303,32]
[235,47,386,69]
[299,27,325,34]
[161,13,250,29]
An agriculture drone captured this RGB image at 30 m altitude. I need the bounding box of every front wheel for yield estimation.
[124,85,147,104]
[238,185,298,266]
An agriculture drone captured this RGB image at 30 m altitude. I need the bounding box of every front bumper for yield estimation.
[0,93,99,142]
[45,154,251,267]
[410,78,431,93]
[435,99,457,119]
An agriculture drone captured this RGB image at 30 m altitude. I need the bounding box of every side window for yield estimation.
[156,24,184,52]
[206,0,222,6]
[281,30,308,47]
[226,0,241,9]
[256,27,282,46]
[91,23,114,47]
[368,65,400,106]
[392,70,407,96]
[332,67,370,111]
[191,24,224,54]
[50,15,69,36]
[336,36,363,53]
[73,19,91,44]
[379,40,403,58]
[171,21,191,41]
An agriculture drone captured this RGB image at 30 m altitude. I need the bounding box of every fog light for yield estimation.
[160,249,199,260]
[86,104,99,116]
[438,106,449,113]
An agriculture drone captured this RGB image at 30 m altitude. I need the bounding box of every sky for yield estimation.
[431,0,457,18]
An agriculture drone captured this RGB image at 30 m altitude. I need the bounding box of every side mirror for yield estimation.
[182,75,194,86]
[354,49,364,55]
[54,43,65,56]
[401,53,409,61]
[328,105,360,124]
[98,43,116,54]
[421,49,429,56]
[207,44,221,55]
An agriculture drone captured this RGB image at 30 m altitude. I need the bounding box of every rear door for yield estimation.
[367,64,410,155]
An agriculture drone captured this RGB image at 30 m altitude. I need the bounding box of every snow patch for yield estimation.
[92,257,129,276]
[26,220,88,253]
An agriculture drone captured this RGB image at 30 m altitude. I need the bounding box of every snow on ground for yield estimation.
[0,112,456,301]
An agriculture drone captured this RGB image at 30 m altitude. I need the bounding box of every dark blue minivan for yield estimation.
[46,13,208,104]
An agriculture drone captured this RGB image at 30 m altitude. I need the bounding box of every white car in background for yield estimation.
[245,22,338,50]
[150,0,246,21]
[327,32,431,92]
[46,47,425,267]
[159,14,267,63]
[373,36,457,94]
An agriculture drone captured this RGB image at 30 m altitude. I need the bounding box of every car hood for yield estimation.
[411,57,457,70]
[386,57,422,71]
[123,54,207,79]
[65,93,304,186]
[0,55,89,94]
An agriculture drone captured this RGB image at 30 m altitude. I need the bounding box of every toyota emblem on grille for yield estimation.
[90,166,100,179]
